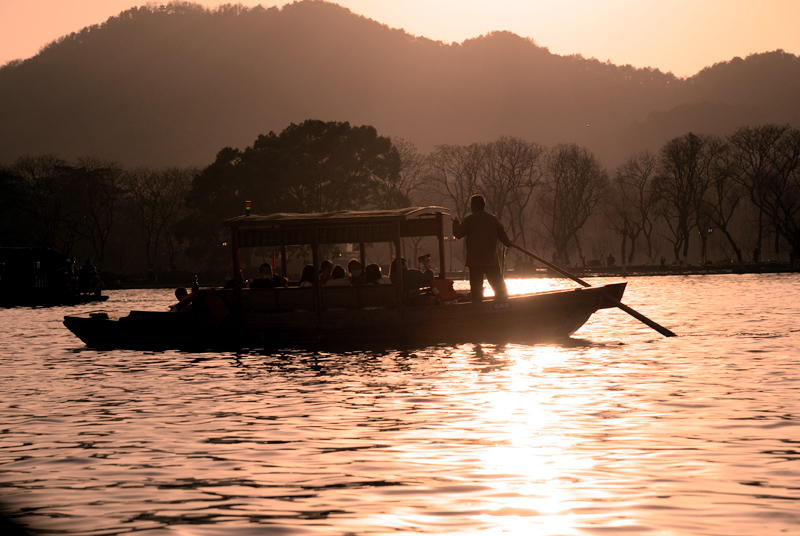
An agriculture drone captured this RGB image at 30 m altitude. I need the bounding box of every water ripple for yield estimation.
[1,276,799,534]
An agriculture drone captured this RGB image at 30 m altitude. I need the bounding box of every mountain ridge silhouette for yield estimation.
[1,0,798,168]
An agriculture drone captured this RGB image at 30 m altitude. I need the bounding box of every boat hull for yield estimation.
[63,282,626,351]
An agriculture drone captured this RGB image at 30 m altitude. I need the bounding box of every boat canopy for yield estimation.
[224,207,451,248]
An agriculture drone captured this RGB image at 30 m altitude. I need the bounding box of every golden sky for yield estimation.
[2,0,799,77]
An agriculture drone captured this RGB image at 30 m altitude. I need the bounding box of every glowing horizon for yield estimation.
[2,0,799,78]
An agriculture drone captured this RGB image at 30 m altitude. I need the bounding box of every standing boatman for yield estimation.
[452,194,514,303]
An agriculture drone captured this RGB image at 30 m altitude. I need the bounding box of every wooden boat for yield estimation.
[63,207,627,351]
[1,247,108,308]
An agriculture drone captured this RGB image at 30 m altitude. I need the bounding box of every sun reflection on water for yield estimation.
[460,343,635,534]
[372,343,619,533]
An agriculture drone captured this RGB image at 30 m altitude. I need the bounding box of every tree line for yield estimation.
[423,124,800,269]
[0,156,195,276]
[2,120,798,283]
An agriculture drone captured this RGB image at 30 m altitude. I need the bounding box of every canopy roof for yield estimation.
[224,207,450,248]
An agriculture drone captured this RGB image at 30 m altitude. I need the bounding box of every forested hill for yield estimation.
[1,0,799,168]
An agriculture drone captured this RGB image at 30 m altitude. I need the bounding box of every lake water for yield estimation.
[1,274,798,535]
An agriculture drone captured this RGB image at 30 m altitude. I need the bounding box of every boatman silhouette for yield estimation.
[452,194,514,303]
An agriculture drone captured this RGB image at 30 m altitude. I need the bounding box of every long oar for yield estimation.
[512,244,676,337]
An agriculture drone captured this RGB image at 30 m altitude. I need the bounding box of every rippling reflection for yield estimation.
[1,275,799,535]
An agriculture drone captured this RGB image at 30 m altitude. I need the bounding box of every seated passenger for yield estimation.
[389,256,434,291]
[298,264,316,287]
[169,287,192,312]
[318,260,334,286]
[347,259,366,286]
[324,265,349,286]
[250,263,287,289]
[365,263,392,285]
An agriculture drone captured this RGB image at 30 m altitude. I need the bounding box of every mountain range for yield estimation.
[1,0,799,169]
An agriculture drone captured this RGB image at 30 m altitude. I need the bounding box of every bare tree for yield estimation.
[369,137,427,209]
[483,136,545,248]
[426,143,487,219]
[128,167,194,271]
[702,143,747,265]
[698,136,728,264]
[606,151,660,264]
[538,143,609,265]
[654,132,717,263]
[9,155,79,255]
[727,124,800,264]
[66,157,126,269]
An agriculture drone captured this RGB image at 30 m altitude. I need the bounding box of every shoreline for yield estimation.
[503,261,799,279]
[102,262,798,290]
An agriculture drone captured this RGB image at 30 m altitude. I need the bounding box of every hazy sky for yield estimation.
[2,0,799,77]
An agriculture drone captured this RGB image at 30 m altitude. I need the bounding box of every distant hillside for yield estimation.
[1,0,799,169]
